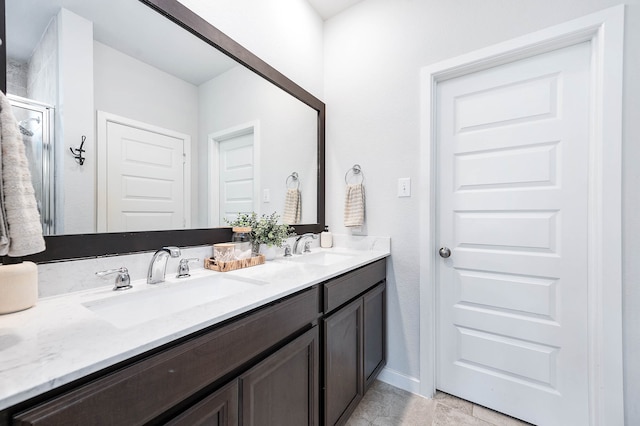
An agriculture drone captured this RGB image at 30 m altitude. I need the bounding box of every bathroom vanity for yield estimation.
[0,245,389,425]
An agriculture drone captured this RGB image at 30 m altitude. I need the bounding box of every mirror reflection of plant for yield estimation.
[225,212,296,247]
[225,212,256,229]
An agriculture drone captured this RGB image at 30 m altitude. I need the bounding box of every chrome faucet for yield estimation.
[147,246,181,284]
[293,233,318,254]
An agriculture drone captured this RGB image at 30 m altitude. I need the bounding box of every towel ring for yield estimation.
[345,164,364,184]
[286,172,300,189]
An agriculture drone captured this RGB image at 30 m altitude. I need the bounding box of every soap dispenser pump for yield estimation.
[320,226,333,248]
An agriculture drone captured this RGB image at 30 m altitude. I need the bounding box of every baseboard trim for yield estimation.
[377,367,423,396]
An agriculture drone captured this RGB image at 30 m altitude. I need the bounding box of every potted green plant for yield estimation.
[253,212,296,260]
[226,212,295,260]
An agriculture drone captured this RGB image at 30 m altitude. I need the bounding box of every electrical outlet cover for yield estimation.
[398,178,411,197]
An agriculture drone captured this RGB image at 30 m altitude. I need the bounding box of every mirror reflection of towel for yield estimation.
[0,92,45,257]
[283,188,301,224]
[344,183,365,227]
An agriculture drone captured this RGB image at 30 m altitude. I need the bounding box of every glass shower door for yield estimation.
[7,95,55,235]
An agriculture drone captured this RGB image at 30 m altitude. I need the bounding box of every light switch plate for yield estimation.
[398,178,411,197]
[263,189,270,203]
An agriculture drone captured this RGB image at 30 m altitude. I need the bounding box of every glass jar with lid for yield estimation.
[232,227,253,259]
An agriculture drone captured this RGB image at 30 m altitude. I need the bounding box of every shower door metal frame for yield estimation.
[7,94,55,235]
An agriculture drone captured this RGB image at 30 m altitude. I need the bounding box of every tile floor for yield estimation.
[345,381,532,426]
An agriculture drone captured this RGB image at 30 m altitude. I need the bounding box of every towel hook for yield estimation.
[345,164,364,184]
[286,172,300,189]
[69,135,86,166]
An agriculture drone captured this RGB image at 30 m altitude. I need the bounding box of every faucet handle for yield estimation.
[177,258,199,278]
[96,267,132,291]
[303,241,313,253]
[283,244,292,257]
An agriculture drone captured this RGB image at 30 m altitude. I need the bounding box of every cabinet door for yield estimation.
[166,380,238,426]
[240,327,319,426]
[363,282,386,391]
[324,299,363,426]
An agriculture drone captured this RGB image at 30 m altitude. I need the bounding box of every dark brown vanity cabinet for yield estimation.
[323,259,386,426]
[169,326,319,426]
[10,287,320,426]
[6,259,387,426]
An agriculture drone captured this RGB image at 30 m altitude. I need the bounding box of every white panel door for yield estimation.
[437,42,591,425]
[218,133,254,224]
[106,122,186,232]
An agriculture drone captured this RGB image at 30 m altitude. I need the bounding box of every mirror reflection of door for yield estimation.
[208,123,259,226]
[97,112,191,232]
[218,133,255,225]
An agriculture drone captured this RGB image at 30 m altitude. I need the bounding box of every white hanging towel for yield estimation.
[283,188,301,224]
[0,92,45,257]
[344,183,365,227]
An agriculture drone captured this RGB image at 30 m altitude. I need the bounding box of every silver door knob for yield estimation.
[439,247,451,258]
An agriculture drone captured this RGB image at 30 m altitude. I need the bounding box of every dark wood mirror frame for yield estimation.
[0,0,325,263]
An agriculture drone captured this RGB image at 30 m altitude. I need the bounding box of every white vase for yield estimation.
[259,244,277,260]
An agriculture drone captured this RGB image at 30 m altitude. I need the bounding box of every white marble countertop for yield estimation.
[0,240,389,411]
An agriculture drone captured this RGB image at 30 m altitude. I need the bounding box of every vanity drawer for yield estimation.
[13,287,320,426]
[323,259,386,313]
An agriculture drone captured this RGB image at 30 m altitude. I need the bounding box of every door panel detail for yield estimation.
[456,326,558,387]
[455,142,559,190]
[455,269,557,319]
[454,211,559,253]
[455,74,559,132]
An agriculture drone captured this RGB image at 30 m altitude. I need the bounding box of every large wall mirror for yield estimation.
[0,0,325,262]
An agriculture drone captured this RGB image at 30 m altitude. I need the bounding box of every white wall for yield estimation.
[198,65,317,226]
[176,0,324,99]
[324,0,640,423]
[93,41,200,226]
[57,9,94,234]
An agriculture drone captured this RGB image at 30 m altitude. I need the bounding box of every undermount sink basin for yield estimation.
[83,274,267,329]
[287,251,356,266]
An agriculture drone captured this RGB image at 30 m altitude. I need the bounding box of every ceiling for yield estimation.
[306,0,365,20]
[6,0,364,85]
[6,0,236,86]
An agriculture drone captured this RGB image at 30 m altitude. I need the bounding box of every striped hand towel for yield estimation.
[344,183,365,227]
[283,188,301,224]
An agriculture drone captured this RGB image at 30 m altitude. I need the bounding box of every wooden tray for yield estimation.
[204,254,266,272]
